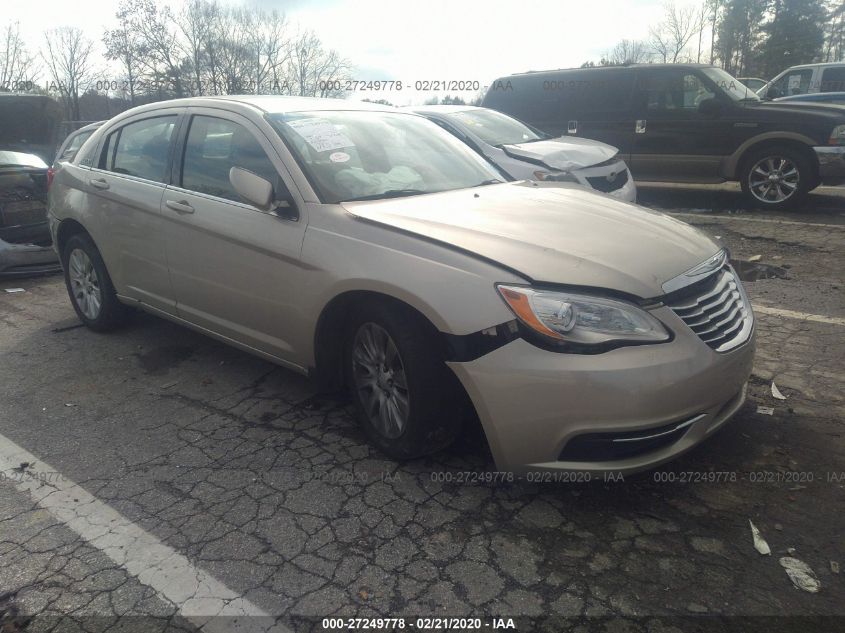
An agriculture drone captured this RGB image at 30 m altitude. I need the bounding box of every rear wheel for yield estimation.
[344,301,462,460]
[61,233,127,331]
[740,146,812,210]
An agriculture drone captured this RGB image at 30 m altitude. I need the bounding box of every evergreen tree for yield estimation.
[757,0,827,77]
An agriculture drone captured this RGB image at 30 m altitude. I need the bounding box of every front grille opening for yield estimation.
[586,169,628,193]
[558,415,699,462]
[666,267,752,352]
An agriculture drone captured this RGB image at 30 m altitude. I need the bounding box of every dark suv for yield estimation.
[482,64,845,209]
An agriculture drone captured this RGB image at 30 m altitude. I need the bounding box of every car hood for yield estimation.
[343,182,719,299]
[749,100,845,119]
[501,136,618,171]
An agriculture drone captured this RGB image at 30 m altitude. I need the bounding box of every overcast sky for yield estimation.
[6,0,707,104]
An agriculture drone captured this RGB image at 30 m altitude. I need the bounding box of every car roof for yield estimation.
[120,95,397,116]
[406,105,480,115]
[777,62,845,71]
[776,92,845,100]
[71,121,106,134]
[505,63,716,77]
[97,96,404,131]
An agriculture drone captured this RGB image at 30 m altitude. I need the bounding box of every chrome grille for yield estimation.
[667,267,753,352]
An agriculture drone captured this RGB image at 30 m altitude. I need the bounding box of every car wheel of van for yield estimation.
[344,301,462,460]
[740,146,811,210]
[62,233,127,332]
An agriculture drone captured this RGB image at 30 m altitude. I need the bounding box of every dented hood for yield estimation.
[343,182,719,299]
[501,136,618,171]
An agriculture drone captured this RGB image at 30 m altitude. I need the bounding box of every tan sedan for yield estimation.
[48,97,755,475]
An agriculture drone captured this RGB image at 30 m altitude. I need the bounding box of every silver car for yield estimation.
[409,105,637,202]
[49,97,754,475]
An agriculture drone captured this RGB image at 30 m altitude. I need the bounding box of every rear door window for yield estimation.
[180,115,282,203]
[640,71,715,112]
[100,116,177,183]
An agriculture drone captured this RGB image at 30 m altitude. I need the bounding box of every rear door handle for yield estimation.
[635,119,647,134]
[165,200,195,214]
[89,178,109,190]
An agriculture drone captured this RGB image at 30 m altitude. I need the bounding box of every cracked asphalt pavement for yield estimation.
[1,185,843,632]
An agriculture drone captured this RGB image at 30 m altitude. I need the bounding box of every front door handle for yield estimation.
[89,178,109,190]
[165,200,195,214]
[635,119,647,134]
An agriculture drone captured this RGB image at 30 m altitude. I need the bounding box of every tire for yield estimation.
[61,233,128,332]
[739,145,813,210]
[344,300,463,460]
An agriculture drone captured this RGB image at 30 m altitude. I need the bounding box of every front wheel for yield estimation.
[344,301,463,460]
[740,146,812,210]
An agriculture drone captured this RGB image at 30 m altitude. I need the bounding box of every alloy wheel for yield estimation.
[68,249,102,320]
[748,156,800,204]
[351,322,410,439]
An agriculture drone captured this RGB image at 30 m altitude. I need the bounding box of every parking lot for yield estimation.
[1,185,844,631]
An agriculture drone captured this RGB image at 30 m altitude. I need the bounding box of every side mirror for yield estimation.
[229,166,273,210]
[765,87,782,100]
[698,98,723,117]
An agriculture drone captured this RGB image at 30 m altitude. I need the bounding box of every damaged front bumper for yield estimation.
[0,236,61,276]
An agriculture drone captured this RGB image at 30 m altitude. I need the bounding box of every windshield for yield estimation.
[701,67,760,102]
[268,110,502,203]
[446,109,546,146]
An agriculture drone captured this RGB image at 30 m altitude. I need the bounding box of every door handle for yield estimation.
[635,119,647,134]
[89,178,109,190]
[165,200,195,214]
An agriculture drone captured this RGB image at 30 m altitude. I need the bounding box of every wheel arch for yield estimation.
[311,288,447,392]
[56,218,94,257]
[725,133,820,184]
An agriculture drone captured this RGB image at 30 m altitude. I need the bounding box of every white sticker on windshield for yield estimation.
[330,151,350,163]
[286,118,353,153]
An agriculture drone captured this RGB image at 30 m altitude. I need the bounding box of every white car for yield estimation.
[409,105,636,202]
[758,62,845,99]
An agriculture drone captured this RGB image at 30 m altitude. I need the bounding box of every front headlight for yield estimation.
[829,124,845,146]
[533,169,579,183]
[497,285,670,347]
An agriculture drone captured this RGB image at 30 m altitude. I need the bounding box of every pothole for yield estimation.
[730,259,789,282]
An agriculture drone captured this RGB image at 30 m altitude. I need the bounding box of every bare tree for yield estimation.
[650,2,699,62]
[104,0,148,104]
[42,27,96,120]
[247,8,291,94]
[288,30,351,98]
[1,21,37,91]
[124,0,185,97]
[694,3,709,62]
[176,0,219,95]
[825,0,845,62]
[607,39,652,64]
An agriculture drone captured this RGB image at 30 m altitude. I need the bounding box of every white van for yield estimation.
[759,63,845,99]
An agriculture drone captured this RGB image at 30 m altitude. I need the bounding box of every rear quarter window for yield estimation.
[821,67,845,93]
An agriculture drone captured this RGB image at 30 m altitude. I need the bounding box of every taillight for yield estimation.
[47,167,55,190]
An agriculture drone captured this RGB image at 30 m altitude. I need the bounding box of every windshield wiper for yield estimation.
[343,189,427,202]
[476,178,504,186]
